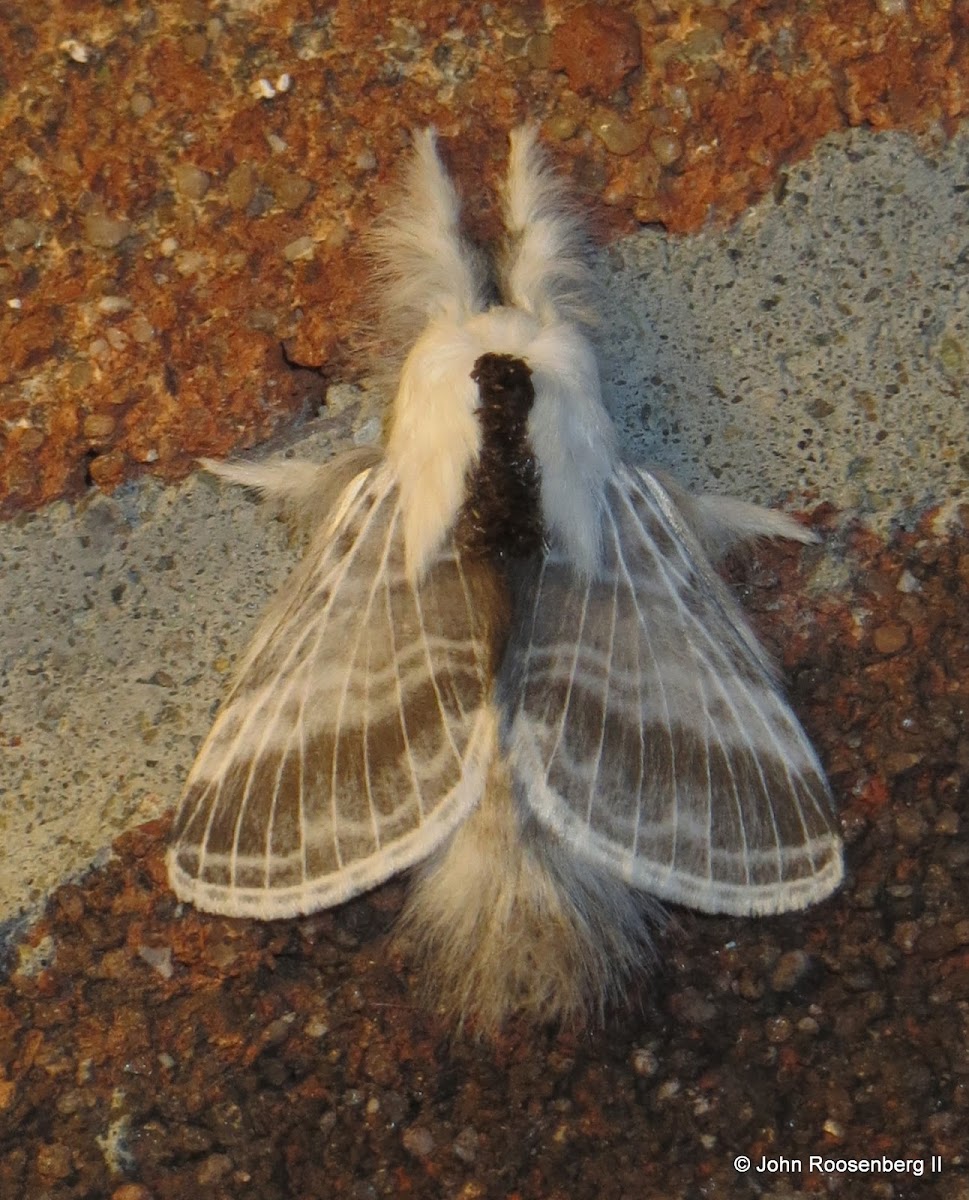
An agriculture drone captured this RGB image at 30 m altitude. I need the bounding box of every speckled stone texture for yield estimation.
[1,0,966,511]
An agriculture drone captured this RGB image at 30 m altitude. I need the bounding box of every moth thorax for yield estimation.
[455,353,545,564]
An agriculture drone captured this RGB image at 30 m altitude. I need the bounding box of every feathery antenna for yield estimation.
[501,126,595,326]
[371,129,486,335]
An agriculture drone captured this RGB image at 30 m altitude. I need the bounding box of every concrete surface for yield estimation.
[2,125,966,937]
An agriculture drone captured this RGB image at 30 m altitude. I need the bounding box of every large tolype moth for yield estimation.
[167,128,842,1031]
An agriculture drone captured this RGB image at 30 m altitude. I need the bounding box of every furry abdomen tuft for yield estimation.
[399,759,662,1034]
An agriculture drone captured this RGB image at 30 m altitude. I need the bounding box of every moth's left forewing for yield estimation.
[168,459,500,919]
[502,463,842,918]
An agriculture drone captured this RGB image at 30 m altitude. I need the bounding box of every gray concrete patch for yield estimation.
[600,126,968,521]
[2,126,966,933]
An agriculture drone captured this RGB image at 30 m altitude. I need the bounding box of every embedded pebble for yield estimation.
[226,163,258,210]
[36,1142,73,1180]
[4,218,41,251]
[402,1125,435,1157]
[267,169,312,211]
[97,295,133,315]
[770,949,815,992]
[590,111,648,156]
[283,235,315,262]
[649,131,683,166]
[83,213,132,248]
[82,414,116,441]
[872,621,910,653]
[174,164,211,201]
[137,944,173,978]
[765,1016,793,1043]
[196,1153,232,1184]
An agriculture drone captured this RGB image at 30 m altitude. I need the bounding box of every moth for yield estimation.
[168,128,842,1030]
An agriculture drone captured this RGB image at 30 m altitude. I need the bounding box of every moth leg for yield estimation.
[648,468,819,562]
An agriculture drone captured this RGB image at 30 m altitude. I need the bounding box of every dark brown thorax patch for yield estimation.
[456,353,545,565]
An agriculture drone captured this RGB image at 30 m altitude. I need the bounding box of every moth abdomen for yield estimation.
[457,351,545,564]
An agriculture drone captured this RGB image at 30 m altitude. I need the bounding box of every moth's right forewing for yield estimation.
[502,463,842,918]
[168,459,497,919]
